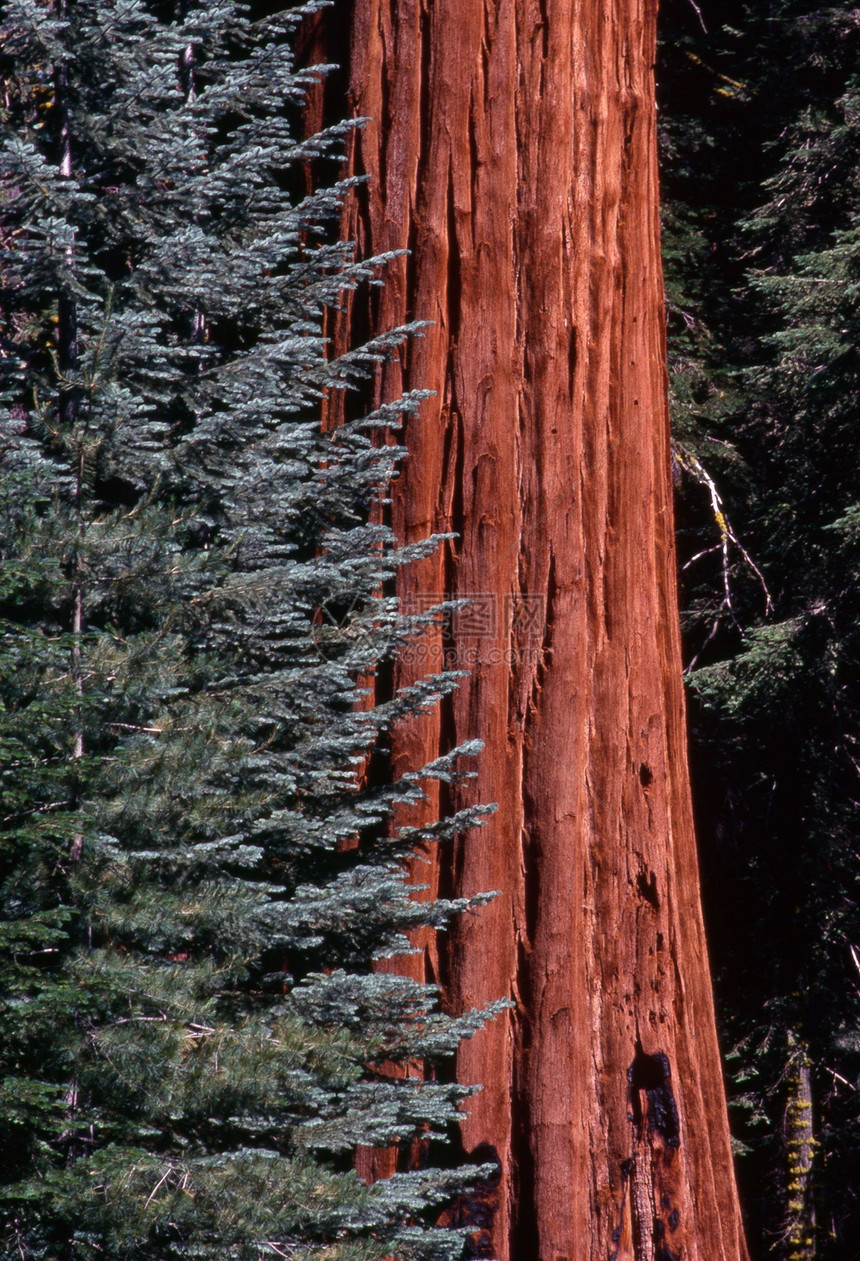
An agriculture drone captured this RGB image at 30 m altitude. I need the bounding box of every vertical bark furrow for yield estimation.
[319,1,751,1256]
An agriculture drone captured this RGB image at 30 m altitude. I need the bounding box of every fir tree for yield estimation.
[0,3,500,1257]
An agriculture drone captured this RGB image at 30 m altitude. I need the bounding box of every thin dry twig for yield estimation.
[675,444,773,671]
[685,0,708,33]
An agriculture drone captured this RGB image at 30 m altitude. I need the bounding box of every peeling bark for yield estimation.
[310,0,750,1256]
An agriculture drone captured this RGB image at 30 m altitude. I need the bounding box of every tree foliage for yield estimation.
[0,3,499,1257]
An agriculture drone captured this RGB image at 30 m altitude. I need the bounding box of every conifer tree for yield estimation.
[0,3,499,1257]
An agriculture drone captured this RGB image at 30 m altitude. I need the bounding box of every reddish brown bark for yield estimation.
[311,1,750,1257]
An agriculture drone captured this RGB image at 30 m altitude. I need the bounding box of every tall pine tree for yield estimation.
[0,3,501,1257]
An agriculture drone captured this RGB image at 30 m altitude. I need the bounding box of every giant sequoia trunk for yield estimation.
[307,1,750,1257]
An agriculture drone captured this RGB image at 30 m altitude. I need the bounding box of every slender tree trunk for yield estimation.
[311,0,750,1256]
[54,0,86,864]
[55,3,77,435]
[785,1038,816,1261]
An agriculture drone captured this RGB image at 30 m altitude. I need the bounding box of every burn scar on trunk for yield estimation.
[611,1050,685,1261]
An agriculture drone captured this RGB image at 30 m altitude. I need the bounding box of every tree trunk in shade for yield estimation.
[305,1,751,1257]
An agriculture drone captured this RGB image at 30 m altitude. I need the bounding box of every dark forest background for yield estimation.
[659,2,860,1255]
